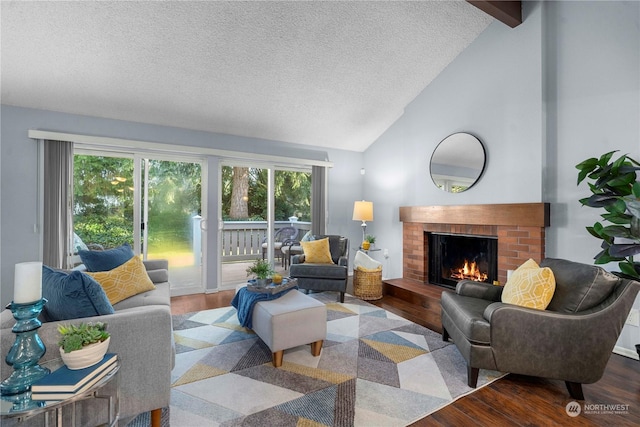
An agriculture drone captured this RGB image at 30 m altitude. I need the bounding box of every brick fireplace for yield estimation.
[399,203,550,286]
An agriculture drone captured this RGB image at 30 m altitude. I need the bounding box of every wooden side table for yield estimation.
[1,358,120,427]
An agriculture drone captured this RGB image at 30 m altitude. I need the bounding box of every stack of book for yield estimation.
[31,353,118,401]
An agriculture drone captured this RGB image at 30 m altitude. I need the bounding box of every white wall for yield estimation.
[0,105,363,305]
[363,0,640,356]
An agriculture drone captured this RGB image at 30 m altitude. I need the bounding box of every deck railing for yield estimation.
[222,221,311,261]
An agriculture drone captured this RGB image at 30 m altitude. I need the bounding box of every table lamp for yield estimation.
[352,200,373,244]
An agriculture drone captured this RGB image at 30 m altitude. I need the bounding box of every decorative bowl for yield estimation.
[60,336,110,370]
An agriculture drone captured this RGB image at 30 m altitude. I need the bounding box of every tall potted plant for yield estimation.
[576,151,640,279]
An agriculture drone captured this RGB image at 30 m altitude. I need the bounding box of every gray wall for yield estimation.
[543,0,639,355]
[363,0,639,355]
[363,1,545,277]
[0,105,364,304]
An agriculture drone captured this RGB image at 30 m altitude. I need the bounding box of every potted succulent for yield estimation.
[246,259,275,286]
[58,322,110,370]
[576,151,640,279]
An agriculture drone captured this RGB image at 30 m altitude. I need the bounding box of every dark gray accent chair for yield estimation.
[289,235,349,303]
[440,258,640,400]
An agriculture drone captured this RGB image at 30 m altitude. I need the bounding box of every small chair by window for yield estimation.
[261,226,299,262]
[280,239,303,269]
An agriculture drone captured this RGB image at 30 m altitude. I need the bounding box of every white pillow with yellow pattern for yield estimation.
[501,258,556,310]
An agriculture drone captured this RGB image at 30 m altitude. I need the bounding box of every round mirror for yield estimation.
[430,132,486,193]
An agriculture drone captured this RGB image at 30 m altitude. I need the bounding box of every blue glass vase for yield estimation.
[0,299,50,396]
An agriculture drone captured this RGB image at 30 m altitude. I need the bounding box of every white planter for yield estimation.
[60,336,110,370]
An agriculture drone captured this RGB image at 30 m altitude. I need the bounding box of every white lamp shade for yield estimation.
[352,201,373,222]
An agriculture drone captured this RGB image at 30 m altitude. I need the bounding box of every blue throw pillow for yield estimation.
[79,243,134,272]
[42,266,115,321]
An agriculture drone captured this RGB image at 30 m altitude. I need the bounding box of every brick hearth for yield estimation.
[399,203,550,285]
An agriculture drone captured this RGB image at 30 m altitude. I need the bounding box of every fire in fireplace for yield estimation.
[451,260,488,282]
[428,233,497,289]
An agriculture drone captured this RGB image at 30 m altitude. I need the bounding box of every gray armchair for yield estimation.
[440,258,640,400]
[289,235,349,302]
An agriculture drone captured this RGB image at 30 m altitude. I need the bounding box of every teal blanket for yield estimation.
[231,286,297,329]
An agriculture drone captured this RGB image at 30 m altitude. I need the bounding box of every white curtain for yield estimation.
[43,140,74,269]
[311,165,327,236]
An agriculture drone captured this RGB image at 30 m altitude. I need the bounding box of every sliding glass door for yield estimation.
[219,163,311,289]
[219,164,268,288]
[74,151,206,295]
[73,154,135,257]
[142,157,204,294]
[74,150,314,293]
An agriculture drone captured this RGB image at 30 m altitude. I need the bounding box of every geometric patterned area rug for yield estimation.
[169,293,504,426]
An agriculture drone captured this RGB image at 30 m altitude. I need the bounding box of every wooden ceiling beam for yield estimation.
[467,1,522,28]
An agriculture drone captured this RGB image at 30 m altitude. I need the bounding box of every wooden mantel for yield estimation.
[399,203,550,228]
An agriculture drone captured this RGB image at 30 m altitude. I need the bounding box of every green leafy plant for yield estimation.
[246,259,274,280]
[365,234,376,244]
[576,151,640,278]
[57,322,110,353]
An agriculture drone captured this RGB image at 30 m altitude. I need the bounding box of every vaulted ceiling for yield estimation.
[1,1,500,152]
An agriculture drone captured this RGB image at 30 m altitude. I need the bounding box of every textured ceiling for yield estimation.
[1,1,492,152]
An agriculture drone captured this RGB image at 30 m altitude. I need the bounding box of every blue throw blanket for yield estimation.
[231,286,298,329]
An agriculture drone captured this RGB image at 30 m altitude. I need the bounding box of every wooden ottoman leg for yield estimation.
[310,340,324,357]
[151,408,162,427]
[272,350,284,367]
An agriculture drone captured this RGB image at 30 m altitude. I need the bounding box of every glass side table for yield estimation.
[1,357,120,427]
[355,247,381,255]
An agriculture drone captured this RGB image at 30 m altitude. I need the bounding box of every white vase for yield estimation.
[60,336,110,370]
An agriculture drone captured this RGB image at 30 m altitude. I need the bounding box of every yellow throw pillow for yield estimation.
[300,238,334,264]
[502,258,556,310]
[87,256,156,305]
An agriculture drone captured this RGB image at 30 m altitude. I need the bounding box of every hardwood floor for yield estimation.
[171,290,235,315]
[170,289,640,426]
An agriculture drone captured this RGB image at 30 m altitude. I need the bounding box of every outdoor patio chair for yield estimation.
[281,238,303,269]
[261,226,299,262]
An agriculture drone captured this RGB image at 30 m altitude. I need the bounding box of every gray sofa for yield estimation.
[0,259,174,426]
[440,258,640,400]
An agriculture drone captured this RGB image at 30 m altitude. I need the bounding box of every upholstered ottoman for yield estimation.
[239,287,327,367]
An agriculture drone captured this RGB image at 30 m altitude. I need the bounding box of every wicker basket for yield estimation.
[353,266,383,300]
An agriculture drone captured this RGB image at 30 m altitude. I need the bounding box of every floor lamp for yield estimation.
[352,200,373,244]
